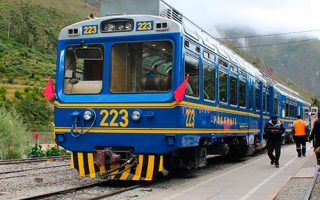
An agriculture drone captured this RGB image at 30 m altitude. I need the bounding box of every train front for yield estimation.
[54,15,183,180]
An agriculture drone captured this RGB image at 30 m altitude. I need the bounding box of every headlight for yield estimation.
[131,110,141,121]
[83,110,93,121]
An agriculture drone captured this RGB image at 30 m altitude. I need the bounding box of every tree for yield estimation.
[15,87,53,131]
[0,107,28,159]
[311,95,320,108]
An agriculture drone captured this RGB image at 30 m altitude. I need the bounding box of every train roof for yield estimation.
[59,15,183,40]
[274,83,310,106]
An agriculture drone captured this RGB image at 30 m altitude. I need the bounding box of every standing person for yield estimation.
[293,115,309,157]
[309,112,320,166]
[264,116,286,168]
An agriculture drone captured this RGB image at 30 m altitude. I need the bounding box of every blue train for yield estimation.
[54,0,311,181]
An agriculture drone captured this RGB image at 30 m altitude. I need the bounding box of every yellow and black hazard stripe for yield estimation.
[70,152,164,181]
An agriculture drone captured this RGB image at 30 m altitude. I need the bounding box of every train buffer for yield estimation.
[143,144,317,200]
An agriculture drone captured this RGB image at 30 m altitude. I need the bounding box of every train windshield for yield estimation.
[111,41,173,93]
[64,44,104,94]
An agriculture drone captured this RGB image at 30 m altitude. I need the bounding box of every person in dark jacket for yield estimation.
[309,112,320,165]
[264,115,286,168]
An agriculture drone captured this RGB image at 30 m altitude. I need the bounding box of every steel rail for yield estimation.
[19,181,146,200]
[0,164,69,175]
[19,181,110,200]
[88,184,147,200]
[0,156,69,165]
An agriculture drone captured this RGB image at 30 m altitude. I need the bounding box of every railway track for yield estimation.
[304,173,319,200]
[20,181,147,200]
[0,156,69,165]
[0,164,69,179]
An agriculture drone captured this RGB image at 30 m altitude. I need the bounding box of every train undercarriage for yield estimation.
[70,135,265,181]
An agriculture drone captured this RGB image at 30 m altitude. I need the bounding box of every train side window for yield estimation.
[274,97,279,115]
[292,105,295,117]
[230,75,237,106]
[218,59,228,69]
[285,103,289,117]
[64,45,104,94]
[249,85,253,109]
[219,70,227,103]
[239,79,246,107]
[185,55,199,98]
[255,82,260,111]
[263,90,269,112]
[267,92,271,112]
[203,63,215,101]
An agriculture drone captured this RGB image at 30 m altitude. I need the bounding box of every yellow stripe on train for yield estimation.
[70,152,164,181]
[54,101,261,118]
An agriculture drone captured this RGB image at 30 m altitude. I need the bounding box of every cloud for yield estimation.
[165,0,320,36]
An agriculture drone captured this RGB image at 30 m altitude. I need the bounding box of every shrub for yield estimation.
[7,77,14,84]
[26,144,45,158]
[0,107,29,159]
[45,145,61,157]
[14,91,22,99]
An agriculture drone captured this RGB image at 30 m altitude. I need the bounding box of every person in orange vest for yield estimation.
[292,115,309,157]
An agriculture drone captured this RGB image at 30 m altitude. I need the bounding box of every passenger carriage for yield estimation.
[54,0,310,180]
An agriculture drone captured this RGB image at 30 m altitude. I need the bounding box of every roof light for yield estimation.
[105,23,116,32]
[125,22,132,31]
[155,21,169,31]
[101,19,134,33]
[68,28,80,37]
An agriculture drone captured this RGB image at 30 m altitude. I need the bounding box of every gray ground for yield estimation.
[275,154,317,200]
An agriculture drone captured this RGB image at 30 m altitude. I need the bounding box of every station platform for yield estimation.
[143,144,316,200]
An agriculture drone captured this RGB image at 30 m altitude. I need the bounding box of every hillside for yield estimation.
[0,0,100,131]
[217,26,319,99]
[0,0,99,87]
[248,40,320,96]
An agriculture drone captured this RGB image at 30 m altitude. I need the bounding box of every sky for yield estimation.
[165,0,320,38]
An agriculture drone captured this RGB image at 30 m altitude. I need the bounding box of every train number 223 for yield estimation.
[100,109,129,127]
[136,21,153,31]
[186,109,195,127]
[83,25,98,35]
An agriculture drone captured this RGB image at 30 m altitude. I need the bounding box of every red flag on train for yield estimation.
[174,76,189,103]
[43,77,55,101]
